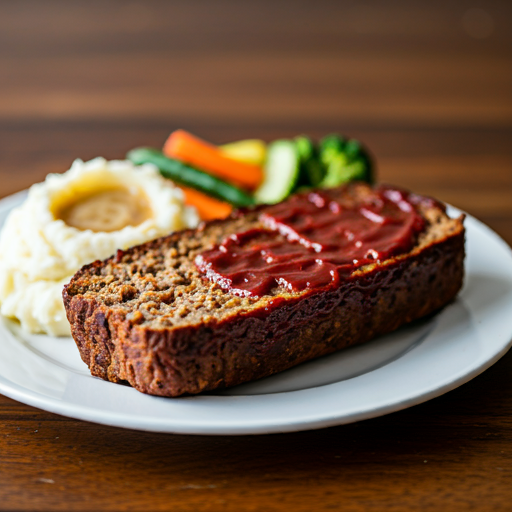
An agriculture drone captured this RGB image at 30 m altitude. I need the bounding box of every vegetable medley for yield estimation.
[127,130,374,220]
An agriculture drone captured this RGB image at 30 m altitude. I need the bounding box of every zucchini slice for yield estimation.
[254,140,300,204]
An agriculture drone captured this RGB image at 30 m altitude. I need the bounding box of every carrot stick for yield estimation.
[180,186,232,221]
[163,130,263,190]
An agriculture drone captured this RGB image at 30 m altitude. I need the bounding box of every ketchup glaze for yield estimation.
[195,185,427,297]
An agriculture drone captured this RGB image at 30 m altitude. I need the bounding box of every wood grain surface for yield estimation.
[0,1,511,510]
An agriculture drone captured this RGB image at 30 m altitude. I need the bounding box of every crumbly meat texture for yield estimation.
[63,183,465,397]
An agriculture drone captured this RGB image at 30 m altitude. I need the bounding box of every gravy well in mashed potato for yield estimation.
[54,187,153,232]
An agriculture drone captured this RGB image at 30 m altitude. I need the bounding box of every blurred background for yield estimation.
[0,0,510,239]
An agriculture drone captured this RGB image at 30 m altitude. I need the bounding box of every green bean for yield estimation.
[127,147,255,207]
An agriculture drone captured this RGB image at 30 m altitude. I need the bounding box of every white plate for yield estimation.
[0,190,511,435]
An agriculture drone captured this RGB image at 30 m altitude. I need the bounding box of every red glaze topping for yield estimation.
[195,185,427,297]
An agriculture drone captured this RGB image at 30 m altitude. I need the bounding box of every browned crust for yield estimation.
[63,220,465,397]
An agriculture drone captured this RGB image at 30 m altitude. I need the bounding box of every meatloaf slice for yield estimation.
[63,183,465,397]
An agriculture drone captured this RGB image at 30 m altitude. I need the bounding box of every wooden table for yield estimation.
[1,1,511,510]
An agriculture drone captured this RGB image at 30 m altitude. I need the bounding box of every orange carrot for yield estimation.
[163,130,263,190]
[180,186,232,221]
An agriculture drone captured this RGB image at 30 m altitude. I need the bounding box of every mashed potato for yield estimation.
[0,157,198,336]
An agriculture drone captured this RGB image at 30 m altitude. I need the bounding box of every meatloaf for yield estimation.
[63,183,465,397]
